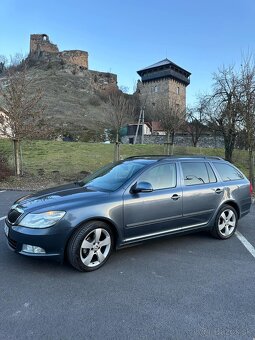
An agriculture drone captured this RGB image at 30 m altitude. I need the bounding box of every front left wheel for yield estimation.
[67,221,114,272]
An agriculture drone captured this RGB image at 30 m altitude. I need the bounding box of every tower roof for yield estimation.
[137,58,191,86]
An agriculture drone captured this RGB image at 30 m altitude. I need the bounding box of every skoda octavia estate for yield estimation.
[4,156,252,272]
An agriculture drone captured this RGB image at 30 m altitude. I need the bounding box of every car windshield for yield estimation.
[81,159,155,191]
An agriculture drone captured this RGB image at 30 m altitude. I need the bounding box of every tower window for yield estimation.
[177,87,180,95]
[42,35,49,41]
[151,86,158,93]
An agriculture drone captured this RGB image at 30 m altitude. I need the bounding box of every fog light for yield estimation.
[22,244,46,254]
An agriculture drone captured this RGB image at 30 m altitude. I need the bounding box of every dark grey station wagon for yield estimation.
[4,156,252,271]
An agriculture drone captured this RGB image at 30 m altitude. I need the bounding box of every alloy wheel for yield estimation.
[80,228,111,267]
[218,209,236,237]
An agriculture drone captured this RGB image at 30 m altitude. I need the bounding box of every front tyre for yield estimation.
[67,221,113,272]
[211,205,238,239]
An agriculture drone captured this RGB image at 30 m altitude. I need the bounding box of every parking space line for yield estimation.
[0,190,6,193]
[236,231,255,258]
[0,216,6,222]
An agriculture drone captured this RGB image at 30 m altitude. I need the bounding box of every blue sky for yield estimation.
[1,0,255,106]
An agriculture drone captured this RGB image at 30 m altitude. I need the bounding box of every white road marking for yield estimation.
[0,190,6,193]
[0,216,6,221]
[236,231,255,258]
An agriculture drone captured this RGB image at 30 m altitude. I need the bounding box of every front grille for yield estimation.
[7,209,22,224]
[8,238,17,250]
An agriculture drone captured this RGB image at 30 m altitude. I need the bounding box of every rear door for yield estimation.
[180,161,223,227]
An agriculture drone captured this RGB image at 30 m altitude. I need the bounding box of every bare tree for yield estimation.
[185,96,209,147]
[106,89,136,160]
[0,58,46,175]
[153,98,186,155]
[0,55,8,74]
[239,55,255,188]
[208,65,242,162]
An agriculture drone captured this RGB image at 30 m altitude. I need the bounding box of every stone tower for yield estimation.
[137,58,191,111]
[30,34,59,54]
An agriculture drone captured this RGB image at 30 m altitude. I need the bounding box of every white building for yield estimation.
[0,109,12,138]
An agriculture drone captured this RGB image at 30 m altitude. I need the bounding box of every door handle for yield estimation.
[171,194,181,200]
[214,188,223,194]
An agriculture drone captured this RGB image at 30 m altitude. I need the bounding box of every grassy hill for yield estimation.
[0,138,250,190]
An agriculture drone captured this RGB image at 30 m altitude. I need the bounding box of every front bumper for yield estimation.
[4,219,70,261]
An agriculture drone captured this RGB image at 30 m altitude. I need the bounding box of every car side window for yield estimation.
[138,163,176,190]
[181,162,209,185]
[212,162,244,181]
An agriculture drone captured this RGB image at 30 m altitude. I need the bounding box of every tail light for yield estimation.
[250,182,253,196]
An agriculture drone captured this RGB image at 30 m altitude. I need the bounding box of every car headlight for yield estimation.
[19,211,66,228]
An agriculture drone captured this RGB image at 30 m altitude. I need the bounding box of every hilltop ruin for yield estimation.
[28,34,117,91]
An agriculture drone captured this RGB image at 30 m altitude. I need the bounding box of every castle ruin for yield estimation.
[29,34,89,69]
[29,34,117,90]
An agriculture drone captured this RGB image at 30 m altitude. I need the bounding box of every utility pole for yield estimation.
[141,107,145,144]
[134,108,142,144]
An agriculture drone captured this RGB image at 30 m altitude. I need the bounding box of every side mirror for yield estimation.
[131,181,153,194]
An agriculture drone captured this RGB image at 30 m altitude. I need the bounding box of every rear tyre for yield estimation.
[211,205,238,239]
[67,221,113,272]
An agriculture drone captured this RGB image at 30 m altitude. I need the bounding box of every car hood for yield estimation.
[13,183,110,212]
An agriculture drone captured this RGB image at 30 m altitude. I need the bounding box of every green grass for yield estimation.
[0,139,250,178]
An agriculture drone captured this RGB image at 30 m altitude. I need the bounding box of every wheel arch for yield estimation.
[221,200,240,219]
[65,216,120,253]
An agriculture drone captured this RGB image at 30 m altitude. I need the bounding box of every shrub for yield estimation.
[88,96,101,107]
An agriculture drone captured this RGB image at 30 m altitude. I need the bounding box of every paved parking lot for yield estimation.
[0,190,255,339]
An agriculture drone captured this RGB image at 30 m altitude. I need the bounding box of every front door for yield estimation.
[123,162,183,240]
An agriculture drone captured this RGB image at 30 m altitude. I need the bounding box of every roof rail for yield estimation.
[205,156,223,160]
[125,155,224,161]
[158,155,224,161]
[125,155,168,159]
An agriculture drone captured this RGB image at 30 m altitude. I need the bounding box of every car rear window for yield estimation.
[181,162,210,185]
[212,162,244,181]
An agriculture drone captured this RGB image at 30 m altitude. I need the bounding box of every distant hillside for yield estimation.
[0,62,120,140]
[24,61,119,140]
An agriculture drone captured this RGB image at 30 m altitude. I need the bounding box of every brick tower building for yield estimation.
[137,58,191,111]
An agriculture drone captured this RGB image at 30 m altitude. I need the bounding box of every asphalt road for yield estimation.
[0,190,255,340]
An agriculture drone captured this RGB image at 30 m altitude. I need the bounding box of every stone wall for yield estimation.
[137,77,186,111]
[60,50,88,69]
[122,134,224,149]
[90,70,117,90]
[168,79,186,111]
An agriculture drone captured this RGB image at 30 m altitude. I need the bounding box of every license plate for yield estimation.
[4,223,9,237]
